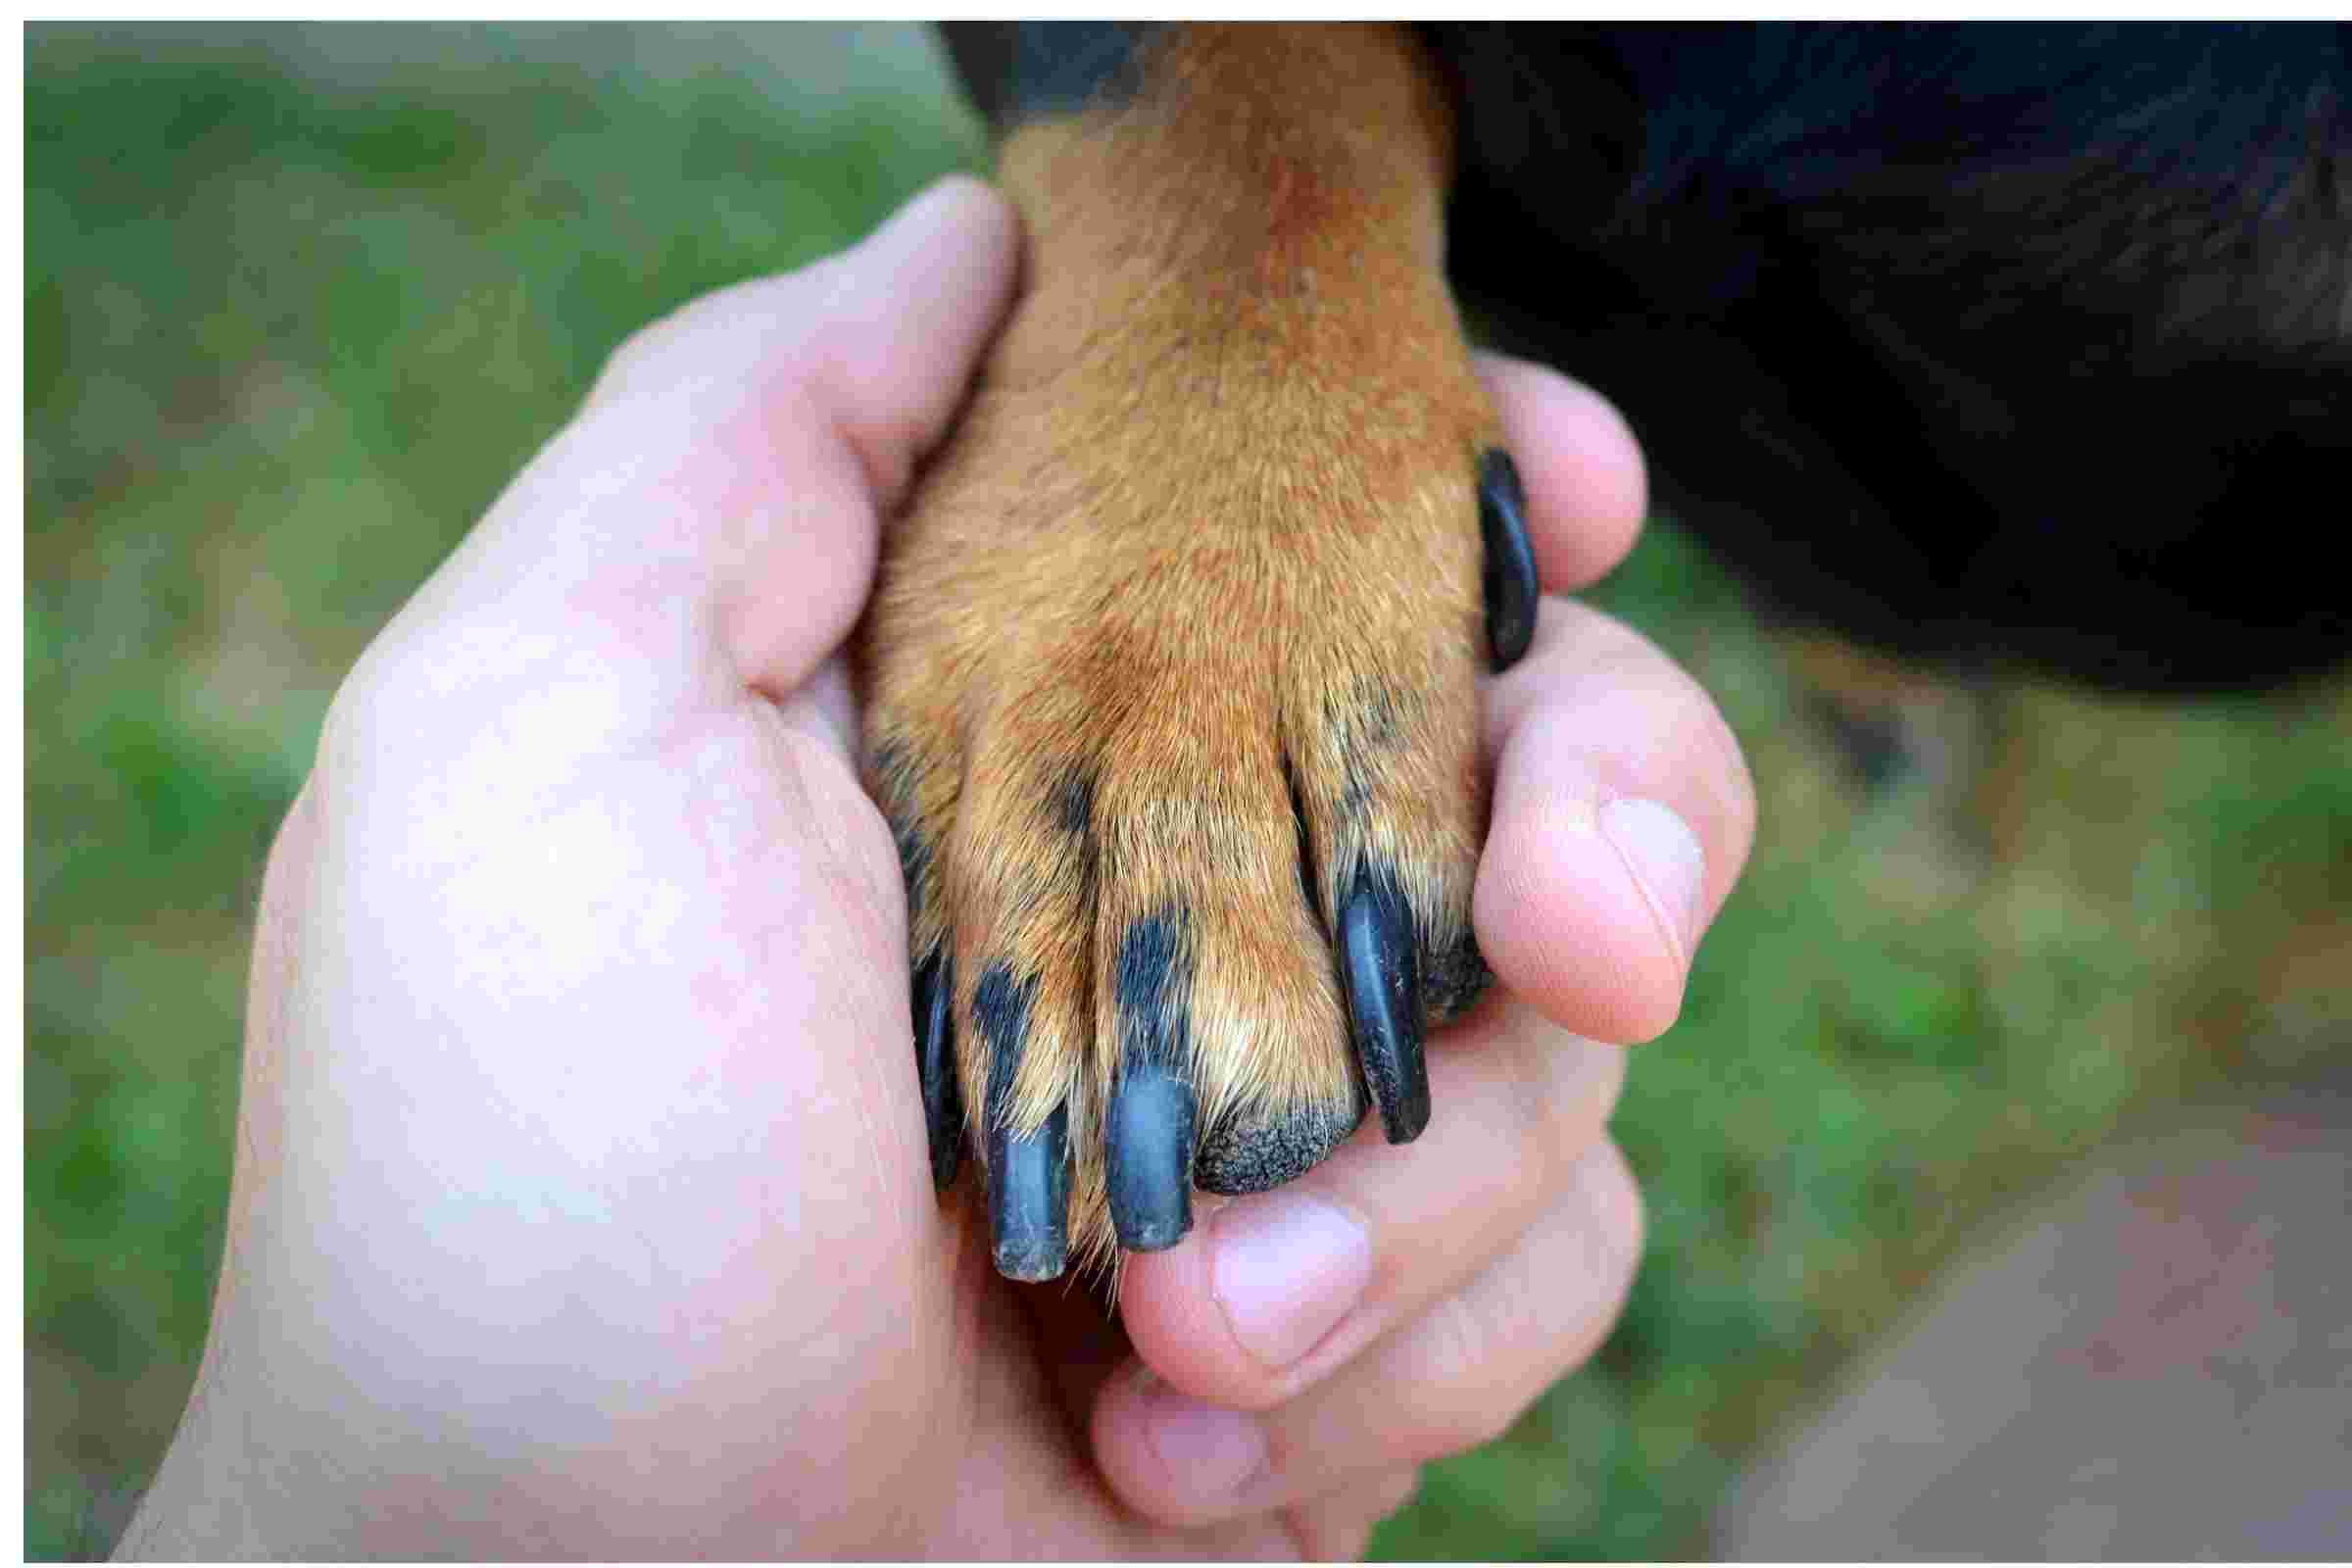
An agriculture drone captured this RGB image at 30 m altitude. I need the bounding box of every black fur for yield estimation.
[943,23,2352,693]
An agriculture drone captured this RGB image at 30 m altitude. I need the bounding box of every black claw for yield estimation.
[1339,863,1429,1144]
[989,1104,1071,1281]
[1107,912,1199,1250]
[911,953,961,1192]
[976,964,1069,1280]
[1105,1061,1198,1250]
[1479,449,1538,670]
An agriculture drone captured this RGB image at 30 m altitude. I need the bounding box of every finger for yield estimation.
[1096,1141,1642,1528]
[1280,1466,1423,1561]
[1115,1002,1622,1410]
[619,173,1021,695]
[591,173,1016,514]
[387,176,1018,708]
[1476,595,1757,1043]
[1475,355,1646,593]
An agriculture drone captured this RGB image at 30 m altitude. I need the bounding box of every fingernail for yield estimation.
[1212,1191,1373,1370]
[1600,797,1705,963]
[1143,1386,1268,1502]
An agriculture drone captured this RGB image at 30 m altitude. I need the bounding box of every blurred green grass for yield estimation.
[24,24,2352,1560]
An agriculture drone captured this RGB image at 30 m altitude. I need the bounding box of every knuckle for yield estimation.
[1497,1014,1622,1199]
[1427,1396,1514,1458]
[1281,1504,1368,1564]
[1580,614,1754,896]
[1408,1294,1519,1455]
[597,320,667,395]
[1660,657,1755,868]
[317,633,424,770]
[1404,1162,1639,1464]
[1497,1027,1574,1194]
[1713,716,1760,864]
[596,291,730,403]
[606,300,700,381]
[1586,1140,1647,1284]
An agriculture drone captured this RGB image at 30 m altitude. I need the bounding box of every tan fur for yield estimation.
[857,24,1499,1272]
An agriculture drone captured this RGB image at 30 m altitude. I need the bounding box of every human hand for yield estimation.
[121,177,1752,1559]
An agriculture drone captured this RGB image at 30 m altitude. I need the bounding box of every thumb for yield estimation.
[409,176,1019,708]
[787,174,1027,511]
[590,172,1021,511]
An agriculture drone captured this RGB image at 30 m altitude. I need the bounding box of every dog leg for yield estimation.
[859,24,1530,1280]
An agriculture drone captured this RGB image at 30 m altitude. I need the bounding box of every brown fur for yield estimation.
[857,25,1497,1272]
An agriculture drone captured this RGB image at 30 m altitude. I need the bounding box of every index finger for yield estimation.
[1477,597,1756,1043]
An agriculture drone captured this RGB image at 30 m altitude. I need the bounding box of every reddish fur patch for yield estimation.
[1260,155,1335,288]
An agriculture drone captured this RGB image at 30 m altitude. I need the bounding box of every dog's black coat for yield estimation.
[944,23,2351,693]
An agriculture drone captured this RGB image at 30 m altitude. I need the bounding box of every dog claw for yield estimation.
[989,1104,1072,1280]
[975,964,1070,1279]
[1105,912,1199,1249]
[1479,449,1537,670]
[912,953,962,1192]
[1340,863,1430,1144]
[1105,1060,1198,1250]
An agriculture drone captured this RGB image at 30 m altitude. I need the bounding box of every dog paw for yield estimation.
[857,260,1534,1281]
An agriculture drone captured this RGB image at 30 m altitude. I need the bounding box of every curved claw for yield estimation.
[1105,1061,1198,1250]
[976,964,1070,1280]
[1339,862,1430,1144]
[1105,912,1199,1250]
[990,1104,1072,1281]
[1479,449,1538,670]
[911,953,962,1192]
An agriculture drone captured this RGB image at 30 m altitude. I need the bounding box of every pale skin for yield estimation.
[119,178,1754,1559]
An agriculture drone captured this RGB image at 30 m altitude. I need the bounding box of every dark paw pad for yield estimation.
[1195,1095,1367,1196]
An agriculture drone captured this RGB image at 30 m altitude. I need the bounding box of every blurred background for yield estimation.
[24,23,2352,1559]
